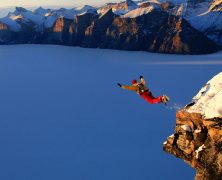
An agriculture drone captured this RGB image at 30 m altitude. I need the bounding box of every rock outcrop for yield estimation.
[164,72,222,180]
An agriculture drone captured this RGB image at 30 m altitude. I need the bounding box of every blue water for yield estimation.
[0,45,221,180]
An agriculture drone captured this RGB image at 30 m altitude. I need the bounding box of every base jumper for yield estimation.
[117,76,169,104]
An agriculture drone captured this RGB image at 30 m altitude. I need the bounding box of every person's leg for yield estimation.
[140,92,163,104]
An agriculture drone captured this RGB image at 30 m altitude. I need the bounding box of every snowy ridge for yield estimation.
[122,5,158,18]
[187,72,222,119]
[138,0,160,5]
[0,5,97,32]
[121,0,161,18]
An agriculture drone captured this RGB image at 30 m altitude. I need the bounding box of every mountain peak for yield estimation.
[76,5,95,11]
[36,6,44,11]
[15,7,27,14]
[34,6,48,15]
[99,8,114,19]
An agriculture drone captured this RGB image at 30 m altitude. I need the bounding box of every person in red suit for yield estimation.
[118,75,169,104]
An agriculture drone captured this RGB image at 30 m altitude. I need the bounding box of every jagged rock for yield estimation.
[0,20,35,44]
[14,7,28,15]
[83,9,117,48]
[103,9,218,54]
[46,17,73,44]
[160,1,175,12]
[0,23,8,30]
[164,72,222,180]
[69,12,98,45]
[0,23,14,44]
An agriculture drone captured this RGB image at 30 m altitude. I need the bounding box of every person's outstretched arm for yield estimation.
[117,83,137,91]
[140,75,146,85]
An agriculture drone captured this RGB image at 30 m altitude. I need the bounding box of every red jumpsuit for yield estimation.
[140,91,163,104]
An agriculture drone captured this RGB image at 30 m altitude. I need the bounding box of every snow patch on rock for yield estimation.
[195,144,206,159]
[181,125,192,132]
[186,72,222,119]
[122,5,157,18]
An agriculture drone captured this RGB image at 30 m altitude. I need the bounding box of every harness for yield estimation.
[137,83,149,95]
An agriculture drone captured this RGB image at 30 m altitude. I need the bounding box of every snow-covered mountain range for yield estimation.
[0,5,97,31]
[0,0,222,54]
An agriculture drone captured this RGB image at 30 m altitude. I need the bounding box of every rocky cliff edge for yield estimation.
[164,72,222,180]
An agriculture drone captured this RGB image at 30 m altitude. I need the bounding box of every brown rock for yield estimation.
[164,110,222,179]
[0,23,8,30]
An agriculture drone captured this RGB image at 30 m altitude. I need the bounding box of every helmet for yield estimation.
[132,79,137,84]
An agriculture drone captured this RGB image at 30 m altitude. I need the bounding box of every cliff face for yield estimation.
[164,110,222,179]
[0,23,16,44]
[102,10,218,54]
[43,9,218,54]
[164,72,222,180]
[83,9,117,48]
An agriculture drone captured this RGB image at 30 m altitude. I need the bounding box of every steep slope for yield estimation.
[69,12,98,45]
[156,0,222,45]
[164,72,222,180]
[46,17,73,43]
[103,9,218,54]
[83,9,117,48]
[122,4,160,18]
[125,0,138,10]
[184,0,222,45]
[0,17,21,31]
[0,22,14,44]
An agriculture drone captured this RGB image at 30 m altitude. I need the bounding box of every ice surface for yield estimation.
[0,44,222,180]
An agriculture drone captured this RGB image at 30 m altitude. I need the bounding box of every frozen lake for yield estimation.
[0,45,221,180]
